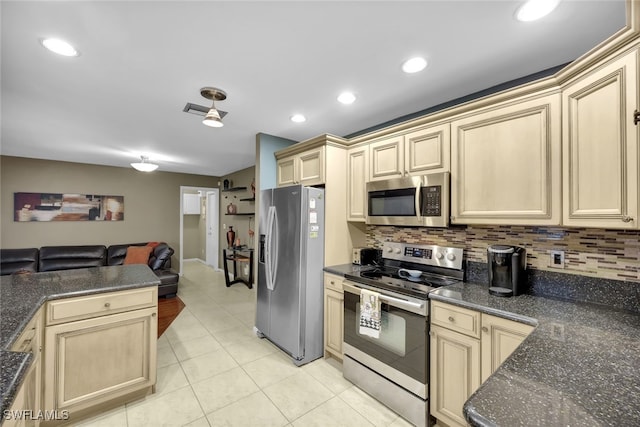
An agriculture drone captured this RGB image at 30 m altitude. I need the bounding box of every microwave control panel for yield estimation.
[421,185,441,217]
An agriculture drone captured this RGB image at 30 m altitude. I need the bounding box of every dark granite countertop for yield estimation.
[323,263,374,277]
[0,265,160,418]
[429,282,640,427]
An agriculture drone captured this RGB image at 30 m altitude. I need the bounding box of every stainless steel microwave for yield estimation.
[365,172,450,227]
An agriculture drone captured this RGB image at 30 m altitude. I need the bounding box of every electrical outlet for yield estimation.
[550,250,565,268]
[223,223,227,230]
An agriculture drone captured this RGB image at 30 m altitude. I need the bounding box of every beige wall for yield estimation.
[1,156,218,267]
[219,166,256,268]
[183,213,201,260]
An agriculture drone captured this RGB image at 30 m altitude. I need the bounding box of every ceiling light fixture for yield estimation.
[337,92,356,105]
[402,57,427,74]
[40,38,79,57]
[516,0,560,22]
[290,114,306,123]
[131,156,159,172]
[200,87,227,128]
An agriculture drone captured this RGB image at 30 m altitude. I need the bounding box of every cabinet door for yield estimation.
[430,325,480,427]
[480,314,534,383]
[298,146,325,186]
[43,308,157,414]
[183,193,201,215]
[404,123,450,175]
[324,288,344,360]
[369,136,404,181]
[451,94,561,225]
[562,49,639,228]
[276,156,296,187]
[347,145,369,221]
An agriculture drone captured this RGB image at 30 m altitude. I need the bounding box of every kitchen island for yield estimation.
[430,282,640,426]
[0,264,160,425]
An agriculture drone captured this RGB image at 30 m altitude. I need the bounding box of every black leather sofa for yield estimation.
[0,243,179,298]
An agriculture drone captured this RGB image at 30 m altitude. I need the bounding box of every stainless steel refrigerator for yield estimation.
[255,185,325,366]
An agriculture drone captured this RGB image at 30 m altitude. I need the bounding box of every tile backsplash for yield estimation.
[366,225,640,283]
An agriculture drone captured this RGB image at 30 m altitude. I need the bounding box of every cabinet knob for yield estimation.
[448,316,454,322]
[622,216,634,223]
[104,302,111,308]
[330,281,335,285]
[482,326,489,333]
[152,312,157,317]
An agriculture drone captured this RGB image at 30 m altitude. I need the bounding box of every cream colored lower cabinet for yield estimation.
[6,308,43,427]
[42,288,157,425]
[430,301,533,427]
[323,273,344,360]
[480,313,534,383]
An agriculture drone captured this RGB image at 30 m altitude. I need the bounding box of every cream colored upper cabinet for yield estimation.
[276,157,296,187]
[347,145,369,222]
[276,146,325,187]
[562,48,639,229]
[404,123,450,175]
[369,135,404,181]
[369,124,451,182]
[451,93,562,225]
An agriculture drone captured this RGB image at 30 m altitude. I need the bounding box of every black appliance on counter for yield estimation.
[487,245,527,297]
[352,247,382,265]
[343,242,464,427]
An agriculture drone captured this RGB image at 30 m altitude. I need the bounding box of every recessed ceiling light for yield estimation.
[40,38,79,57]
[337,92,356,105]
[290,114,306,123]
[402,57,427,74]
[516,0,560,22]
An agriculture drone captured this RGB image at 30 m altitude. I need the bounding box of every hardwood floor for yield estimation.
[157,296,185,337]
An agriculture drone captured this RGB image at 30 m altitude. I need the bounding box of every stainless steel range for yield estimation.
[342,242,464,427]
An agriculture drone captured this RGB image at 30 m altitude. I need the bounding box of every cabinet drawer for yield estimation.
[431,300,480,338]
[323,273,343,292]
[46,287,157,325]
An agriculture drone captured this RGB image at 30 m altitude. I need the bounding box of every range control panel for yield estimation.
[381,242,463,270]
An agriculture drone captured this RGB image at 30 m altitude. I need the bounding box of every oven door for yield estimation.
[343,281,428,399]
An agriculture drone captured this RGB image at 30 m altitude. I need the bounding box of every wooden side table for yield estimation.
[222,248,253,289]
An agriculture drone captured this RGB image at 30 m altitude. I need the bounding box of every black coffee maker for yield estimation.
[487,245,527,297]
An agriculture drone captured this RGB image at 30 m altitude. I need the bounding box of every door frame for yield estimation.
[179,186,220,274]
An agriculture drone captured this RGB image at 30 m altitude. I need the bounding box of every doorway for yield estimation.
[205,191,219,268]
[179,186,219,274]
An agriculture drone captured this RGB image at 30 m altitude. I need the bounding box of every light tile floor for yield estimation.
[78,261,413,427]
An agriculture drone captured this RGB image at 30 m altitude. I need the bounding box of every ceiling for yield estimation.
[0,1,628,177]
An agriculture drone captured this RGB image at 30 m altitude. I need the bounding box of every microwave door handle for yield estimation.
[415,182,421,219]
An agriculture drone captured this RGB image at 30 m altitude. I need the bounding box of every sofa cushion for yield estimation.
[39,245,107,272]
[149,244,174,270]
[124,246,154,265]
[0,248,39,276]
[106,243,147,266]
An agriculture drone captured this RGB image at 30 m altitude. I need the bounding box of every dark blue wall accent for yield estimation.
[345,63,569,139]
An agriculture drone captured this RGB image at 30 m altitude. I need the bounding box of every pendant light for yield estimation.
[131,156,159,172]
[201,87,227,128]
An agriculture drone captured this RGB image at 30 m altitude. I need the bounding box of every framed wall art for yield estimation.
[14,193,125,222]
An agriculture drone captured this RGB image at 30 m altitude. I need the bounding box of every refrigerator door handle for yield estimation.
[270,207,279,289]
[265,206,276,290]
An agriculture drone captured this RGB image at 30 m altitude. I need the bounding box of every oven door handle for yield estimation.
[343,282,424,311]
[380,294,424,310]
